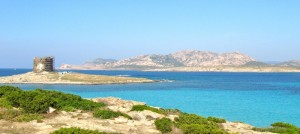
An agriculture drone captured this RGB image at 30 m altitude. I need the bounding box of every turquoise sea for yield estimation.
[1,69,300,127]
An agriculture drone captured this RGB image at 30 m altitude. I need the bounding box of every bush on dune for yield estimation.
[207,116,226,123]
[180,124,228,134]
[0,86,22,97]
[253,122,300,134]
[0,109,43,122]
[131,105,166,115]
[93,109,132,119]
[51,127,114,134]
[174,113,228,134]
[155,118,173,133]
[0,98,12,109]
[0,86,105,114]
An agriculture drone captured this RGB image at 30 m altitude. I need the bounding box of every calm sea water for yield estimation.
[1,69,300,127]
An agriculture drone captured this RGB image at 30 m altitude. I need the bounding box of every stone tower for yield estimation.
[33,57,54,73]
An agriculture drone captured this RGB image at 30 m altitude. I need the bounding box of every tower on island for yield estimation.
[33,57,55,73]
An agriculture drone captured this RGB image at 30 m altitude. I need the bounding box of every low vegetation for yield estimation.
[174,113,229,134]
[0,109,43,122]
[93,109,132,119]
[207,116,226,123]
[0,98,12,109]
[0,86,105,114]
[131,105,166,115]
[153,113,228,134]
[0,86,105,122]
[154,118,173,133]
[51,127,116,134]
[253,122,300,134]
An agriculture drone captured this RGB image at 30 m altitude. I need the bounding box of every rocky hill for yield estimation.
[170,50,255,66]
[277,60,300,66]
[60,50,256,70]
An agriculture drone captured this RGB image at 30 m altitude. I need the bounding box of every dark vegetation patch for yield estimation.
[174,113,228,134]
[0,86,105,114]
[93,109,132,119]
[154,117,173,133]
[131,105,167,115]
[51,127,120,134]
[153,113,228,134]
[253,122,300,134]
[0,86,105,122]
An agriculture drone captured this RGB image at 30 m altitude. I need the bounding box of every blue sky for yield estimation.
[0,0,300,68]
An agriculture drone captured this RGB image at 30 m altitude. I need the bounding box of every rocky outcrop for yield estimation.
[171,50,255,66]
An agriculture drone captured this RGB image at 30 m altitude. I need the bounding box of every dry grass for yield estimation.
[0,120,37,134]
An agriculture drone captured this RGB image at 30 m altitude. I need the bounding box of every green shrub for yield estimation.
[131,105,165,115]
[1,86,105,113]
[51,127,109,134]
[61,106,76,112]
[207,116,226,123]
[174,113,228,134]
[0,98,12,109]
[31,89,105,111]
[93,109,132,119]
[175,114,209,125]
[21,92,55,113]
[181,124,228,134]
[0,86,22,97]
[155,118,173,133]
[271,122,298,129]
[15,113,43,122]
[253,122,300,134]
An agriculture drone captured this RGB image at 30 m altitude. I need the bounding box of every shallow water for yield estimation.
[1,69,300,127]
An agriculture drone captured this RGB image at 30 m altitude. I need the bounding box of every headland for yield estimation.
[0,57,154,85]
[0,71,154,85]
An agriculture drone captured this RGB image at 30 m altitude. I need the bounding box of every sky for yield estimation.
[0,0,300,68]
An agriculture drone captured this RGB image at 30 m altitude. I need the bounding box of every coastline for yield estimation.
[0,72,154,85]
[58,66,300,73]
[0,96,275,134]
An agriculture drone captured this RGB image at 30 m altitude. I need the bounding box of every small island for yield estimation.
[0,57,154,85]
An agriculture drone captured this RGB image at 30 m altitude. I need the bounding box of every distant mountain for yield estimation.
[277,60,300,66]
[112,54,184,68]
[60,50,258,70]
[170,50,255,66]
[85,58,117,65]
[243,61,270,66]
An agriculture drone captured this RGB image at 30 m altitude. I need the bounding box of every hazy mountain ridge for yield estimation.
[85,58,117,65]
[60,50,261,70]
[170,50,255,66]
[277,60,300,66]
